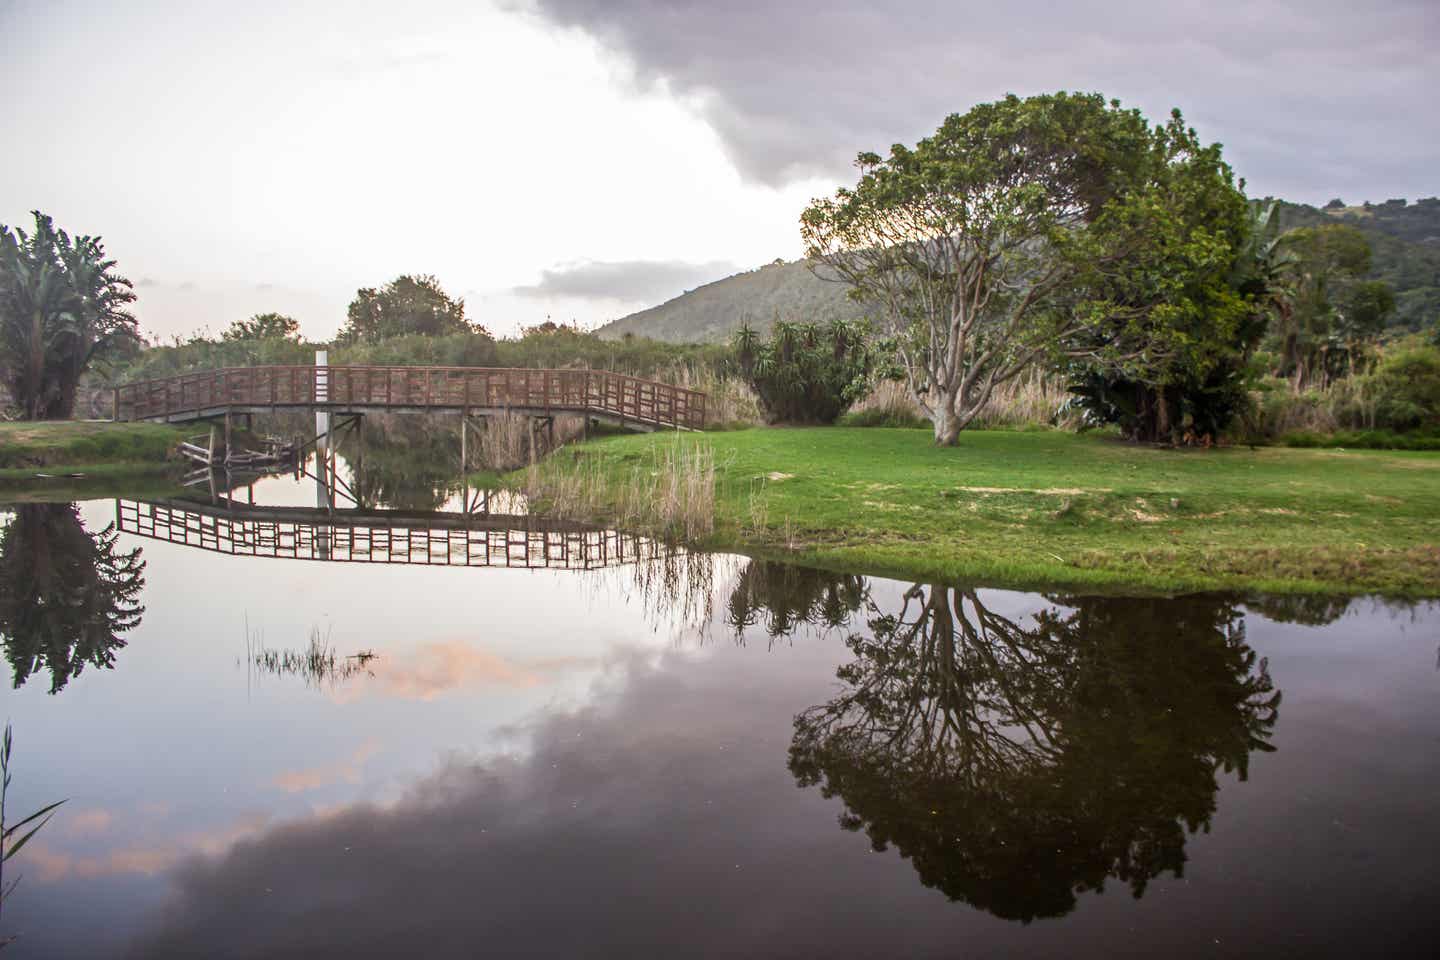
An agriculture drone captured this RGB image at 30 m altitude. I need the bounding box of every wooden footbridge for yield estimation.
[112,365,706,432]
[115,498,674,570]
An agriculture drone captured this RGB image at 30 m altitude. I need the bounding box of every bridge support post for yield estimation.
[223,411,233,467]
[315,349,330,460]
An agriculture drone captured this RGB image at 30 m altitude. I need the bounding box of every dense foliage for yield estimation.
[1054,131,1261,444]
[337,274,480,344]
[802,92,1256,445]
[1275,197,1440,332]
[223,312,301,342]
[1264,224,1395,388]
[0,212,140,419]
[733,319,872,424]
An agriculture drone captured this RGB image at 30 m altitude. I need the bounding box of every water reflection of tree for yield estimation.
[725,561,867,642]
[349,418,464,512]
[789,587,1280,923]
[0,504,146,693]
[1242,592,1351,626]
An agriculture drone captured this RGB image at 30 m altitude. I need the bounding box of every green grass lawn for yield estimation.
[521,427,1440,597]
[0,420,185,480]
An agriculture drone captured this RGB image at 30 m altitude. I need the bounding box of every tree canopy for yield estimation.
[0,212,139,419]
[802,92,1249,445]
[222,311,302,342]
[337,274,481,344]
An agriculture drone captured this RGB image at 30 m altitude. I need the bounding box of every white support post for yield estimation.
[315,350,330,457]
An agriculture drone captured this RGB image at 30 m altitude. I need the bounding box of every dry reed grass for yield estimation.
[847,371,1074,430]
[479,412,587,471]
[523,435,717,540]
[653,365,763,427]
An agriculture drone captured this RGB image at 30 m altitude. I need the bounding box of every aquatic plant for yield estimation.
[1,722,67,944]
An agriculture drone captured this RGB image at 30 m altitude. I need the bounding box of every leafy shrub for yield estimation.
[1362,340,1440,431]
[734,319,873,424]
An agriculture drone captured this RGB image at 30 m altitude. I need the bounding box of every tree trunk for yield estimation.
[932,405,962,446]
[1155,387,1173,444]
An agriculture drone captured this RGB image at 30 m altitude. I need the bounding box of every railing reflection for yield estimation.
[115,498,673,570]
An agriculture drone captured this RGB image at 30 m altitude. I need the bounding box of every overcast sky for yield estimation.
[3,0,1435,341]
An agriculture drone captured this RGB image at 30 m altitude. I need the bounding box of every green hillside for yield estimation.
[597,257,863,343]
[601,197,1440,344]
[1271,196,1440,329]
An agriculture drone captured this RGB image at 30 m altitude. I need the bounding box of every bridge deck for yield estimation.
[113,365,706,431]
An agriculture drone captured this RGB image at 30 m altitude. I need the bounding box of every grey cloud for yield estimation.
[514,258,738,304]
[529,0,1439,202]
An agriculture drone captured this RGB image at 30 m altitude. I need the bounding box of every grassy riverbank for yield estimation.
[515,427,1440,597]
[0,421,184,482]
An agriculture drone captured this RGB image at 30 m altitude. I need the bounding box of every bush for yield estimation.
[1245,338,1440,442]
[734,319,873,424]
[1363,340,1440,431]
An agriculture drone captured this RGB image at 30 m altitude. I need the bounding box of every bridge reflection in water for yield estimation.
[114,498,671,570]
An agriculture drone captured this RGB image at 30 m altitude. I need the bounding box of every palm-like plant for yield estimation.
[0,212,137,419]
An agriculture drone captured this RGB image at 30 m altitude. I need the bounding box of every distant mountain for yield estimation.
[601,198,1440,344]
[597,258,864,343]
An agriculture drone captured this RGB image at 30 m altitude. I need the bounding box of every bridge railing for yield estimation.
[113,365,707,430]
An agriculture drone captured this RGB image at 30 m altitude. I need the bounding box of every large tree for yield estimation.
[802,93,1193,445]
[337,274,478,344]
[803,94,1258,445]
[1060,143,1259,444]
[0,212,139,419]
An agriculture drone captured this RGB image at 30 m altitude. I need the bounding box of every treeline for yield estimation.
[98,274,733,391]
[1275,197,1440,331]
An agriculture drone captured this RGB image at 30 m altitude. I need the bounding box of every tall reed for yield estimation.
[523,436,717,540]
[846,371,1074,430]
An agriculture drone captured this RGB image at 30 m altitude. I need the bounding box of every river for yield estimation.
[1,460,1436,957]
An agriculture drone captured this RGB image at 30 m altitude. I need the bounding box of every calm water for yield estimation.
[1,465,1437,957]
